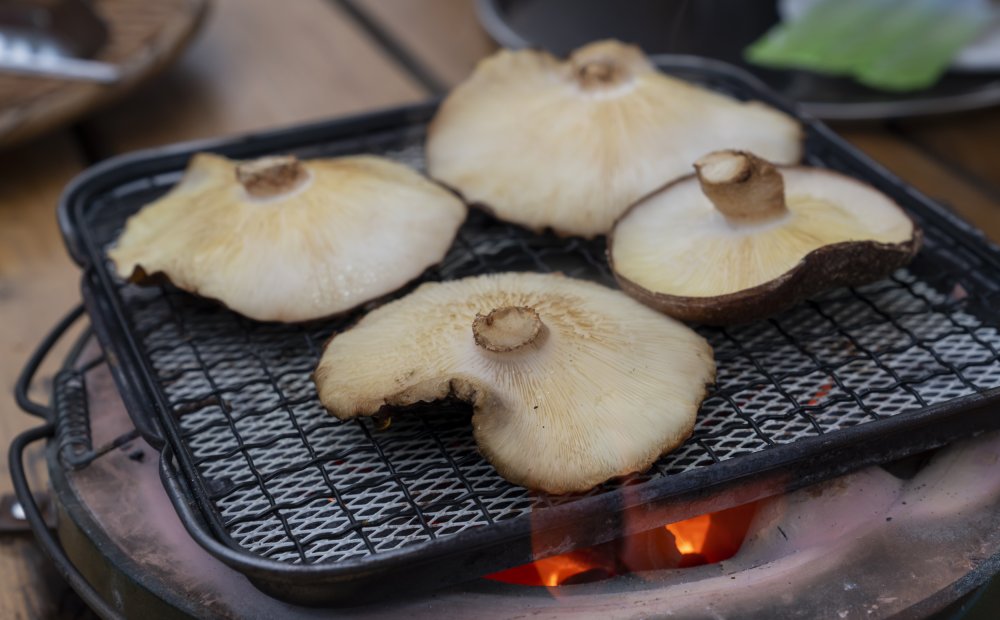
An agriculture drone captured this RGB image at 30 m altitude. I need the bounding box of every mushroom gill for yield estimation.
[426,39,803,238]
[313,272,716,494]
[109,153,466,322]
[609,150,921,324]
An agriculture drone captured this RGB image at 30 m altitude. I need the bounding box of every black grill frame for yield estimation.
[59,56,1000,605]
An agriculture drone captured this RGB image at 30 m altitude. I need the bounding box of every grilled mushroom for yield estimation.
[313,272,715,494]
[109,153,466,322]
[425,39,802,238]
[609,150,921,324]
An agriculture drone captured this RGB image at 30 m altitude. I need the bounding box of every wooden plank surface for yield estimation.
[835,125,1000,241]
[0,133,85,493]
[0,537,95,620]
[349,0,496,88]
[895,110,1000,197]
[86,0,426,155]
[0,133,92,620]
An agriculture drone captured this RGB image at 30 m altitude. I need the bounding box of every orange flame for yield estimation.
[666,513,711,555]
[486,550,610,587]
[487,501,757,587]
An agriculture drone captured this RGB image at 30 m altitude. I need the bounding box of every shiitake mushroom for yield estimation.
[313,272,715,494]
[426,39,803,238]
[109,153,466,323]
[609,150,922,325]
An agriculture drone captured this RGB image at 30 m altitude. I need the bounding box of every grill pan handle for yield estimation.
[8,424,125,620]
[15,304,103,470]
[15,305,85,421]
[23,297,166,450]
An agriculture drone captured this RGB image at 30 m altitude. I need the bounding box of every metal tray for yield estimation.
[58,56,1000,605]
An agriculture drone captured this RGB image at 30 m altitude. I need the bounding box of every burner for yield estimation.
[12,332,1000,618]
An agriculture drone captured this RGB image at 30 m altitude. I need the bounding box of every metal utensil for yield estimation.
[0,0,120,83]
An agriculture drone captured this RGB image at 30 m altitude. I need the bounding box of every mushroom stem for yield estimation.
[694,150,788,224]
[568,40,649,92]
[577,60,621,87]
[473,306,544,353]
[236,155,310,198]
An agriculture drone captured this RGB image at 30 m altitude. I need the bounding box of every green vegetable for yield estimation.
[746,0,991,92]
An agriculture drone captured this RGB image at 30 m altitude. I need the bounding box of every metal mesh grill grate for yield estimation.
[81,78,1000,567]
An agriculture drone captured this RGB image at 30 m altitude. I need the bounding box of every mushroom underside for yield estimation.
[611,235,922,325]
[342,374,703,495]
[109,153,466,322]
[609,152,921,324]
[313,273,715,494]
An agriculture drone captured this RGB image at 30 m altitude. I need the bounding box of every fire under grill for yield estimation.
[60,58,1000,604]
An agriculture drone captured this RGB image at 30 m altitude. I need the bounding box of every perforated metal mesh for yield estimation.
[80,75,1000,567]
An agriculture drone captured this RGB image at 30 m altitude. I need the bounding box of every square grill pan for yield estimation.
[59,56,1000,605]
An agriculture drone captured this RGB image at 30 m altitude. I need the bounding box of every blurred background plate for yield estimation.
[475,0,1000,120]
[0,0,208,151]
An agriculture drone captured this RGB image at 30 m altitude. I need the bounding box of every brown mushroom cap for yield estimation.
[109,153,466,322]
[425,39,803,238]
[609,150,921,324]
[313,272,716,494]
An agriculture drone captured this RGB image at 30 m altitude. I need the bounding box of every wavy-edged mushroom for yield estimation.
[313,272,715,494]
[609,150,922,324]
[425,39,803,238]
[109,153,466,322]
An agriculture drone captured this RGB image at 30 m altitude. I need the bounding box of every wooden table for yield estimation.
[1,1,998,617]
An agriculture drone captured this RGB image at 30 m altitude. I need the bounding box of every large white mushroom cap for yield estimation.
[426,39,803,238]
[610,150,921,324]
[314,272,716,494]
[109,153,466,322]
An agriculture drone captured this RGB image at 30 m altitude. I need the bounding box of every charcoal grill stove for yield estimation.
[9,55,1000,616]
[11,329,1000,618]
